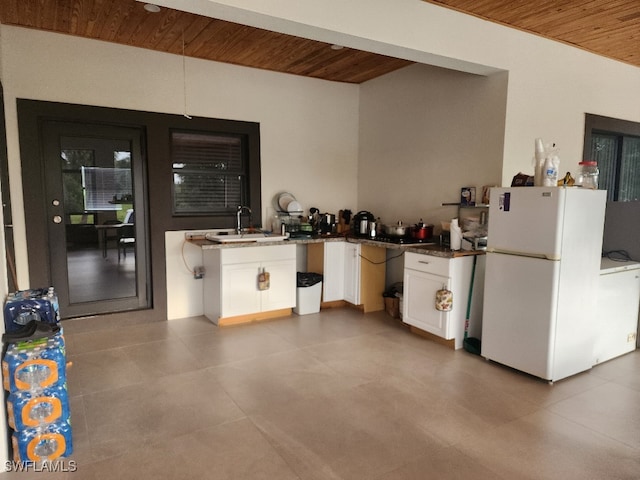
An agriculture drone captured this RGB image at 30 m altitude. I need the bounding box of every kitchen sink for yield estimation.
[205,232,288,243]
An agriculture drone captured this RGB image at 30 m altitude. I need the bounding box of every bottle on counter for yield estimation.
[450,218,462,251]
[369,219,377,238]
[543,154,559,187]
[575,161,599,189]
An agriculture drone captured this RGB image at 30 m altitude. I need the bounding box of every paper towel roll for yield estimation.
[450,218,462,250]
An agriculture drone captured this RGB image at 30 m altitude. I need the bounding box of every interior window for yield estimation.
[171,130,247,215]
[82,166,132,212]
[584,114,640,202]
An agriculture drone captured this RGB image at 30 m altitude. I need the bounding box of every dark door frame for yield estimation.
[16,99,262,327]
[17,100,164,325]
[0,83,17,292]
[41,120,150,318]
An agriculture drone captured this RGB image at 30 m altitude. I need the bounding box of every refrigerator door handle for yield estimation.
[486,248,560,261]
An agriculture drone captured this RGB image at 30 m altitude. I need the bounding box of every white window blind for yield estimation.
[171,131,246,214]
[81,166,132,211]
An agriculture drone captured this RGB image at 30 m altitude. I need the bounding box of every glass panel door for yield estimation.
[42,121,149,318]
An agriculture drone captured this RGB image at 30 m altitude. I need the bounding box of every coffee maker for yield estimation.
[318,213,337,235]
[353,211,375,237]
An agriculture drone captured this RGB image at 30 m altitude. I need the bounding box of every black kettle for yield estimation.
[353,211,375,237]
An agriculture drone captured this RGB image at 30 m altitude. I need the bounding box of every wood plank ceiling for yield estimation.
[0,0,638,84]
[0,0,413,83]
[425,0,640,67]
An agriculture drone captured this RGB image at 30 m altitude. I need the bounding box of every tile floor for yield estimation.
[8,308,639,479]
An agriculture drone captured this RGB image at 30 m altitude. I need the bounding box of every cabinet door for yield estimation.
[323,242,345,302]
[403,268,451,338]
[261,259,296,312]
[221,262,262,317]
[344,243,361,305]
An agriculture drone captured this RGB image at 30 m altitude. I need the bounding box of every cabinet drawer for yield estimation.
[221,244,296,264]
[404,253,451,277]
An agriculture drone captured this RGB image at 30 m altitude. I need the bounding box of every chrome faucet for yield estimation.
[236,205,252,233]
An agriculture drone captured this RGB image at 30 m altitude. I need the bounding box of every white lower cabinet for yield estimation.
[220,262,262,317]
[322,241,346,302]
[260,259,298,311]
[403,252,484,349]
[343,243,361,305]
[305,241,385,312]
[203,244,296,325]
[404,268,450,336]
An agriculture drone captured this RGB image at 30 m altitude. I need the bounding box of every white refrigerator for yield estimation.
[482,187,606,382]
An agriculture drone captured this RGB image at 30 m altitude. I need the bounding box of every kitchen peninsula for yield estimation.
[191,235,485,350]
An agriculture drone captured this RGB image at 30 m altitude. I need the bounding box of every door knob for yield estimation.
[52,215,62,224]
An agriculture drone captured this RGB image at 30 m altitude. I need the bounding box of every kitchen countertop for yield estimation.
[189,235,485,258]
[600,257,640,273]
[354,238,484,258]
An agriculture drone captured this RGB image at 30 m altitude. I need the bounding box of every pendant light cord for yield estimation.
[182,31,192,119]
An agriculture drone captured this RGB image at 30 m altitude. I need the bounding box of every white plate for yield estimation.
[277,192,296,212]
[287,200,302,213]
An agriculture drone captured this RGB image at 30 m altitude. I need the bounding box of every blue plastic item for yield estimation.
[7,383,70,431]
[2,333,66,393]
[12,419,73,462]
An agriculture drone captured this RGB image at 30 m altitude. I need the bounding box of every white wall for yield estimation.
[358,64,507,229]
[358,64,507,287]
[160,0,640,185]
[0,26,359,289]
[165,231,206,320]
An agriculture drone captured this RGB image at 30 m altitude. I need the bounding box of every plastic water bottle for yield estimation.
[543,154,559,187]
[3,332,66,392]
[12,419,73,462]
[46,287,60,321]
[7,384,70,430]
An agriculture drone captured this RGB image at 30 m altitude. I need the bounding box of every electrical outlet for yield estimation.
[627,332,637,343]
[193,266,205,279]
[185,231,207,240]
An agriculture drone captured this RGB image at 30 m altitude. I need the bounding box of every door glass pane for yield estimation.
[61,138,137,304]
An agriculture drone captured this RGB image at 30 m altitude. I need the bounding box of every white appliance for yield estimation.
[482,187,606,382]
[595,258,640,364]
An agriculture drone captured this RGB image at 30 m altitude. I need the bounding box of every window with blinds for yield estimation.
[171,130,247,215]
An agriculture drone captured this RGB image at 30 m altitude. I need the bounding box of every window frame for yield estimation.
[170,129,249,216]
